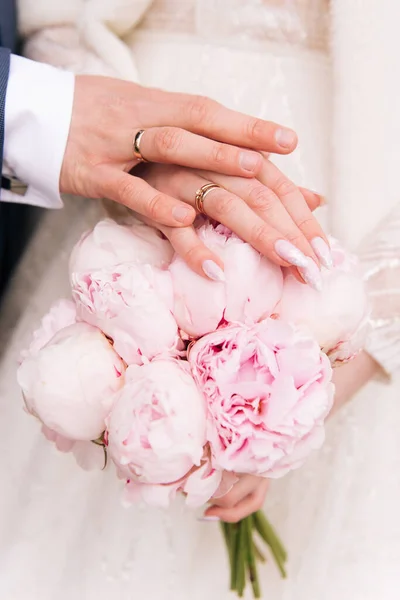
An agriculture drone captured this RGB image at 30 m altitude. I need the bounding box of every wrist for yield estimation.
[331,351,380,415]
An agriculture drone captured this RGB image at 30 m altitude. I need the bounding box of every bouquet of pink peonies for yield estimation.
[17,218,368,598]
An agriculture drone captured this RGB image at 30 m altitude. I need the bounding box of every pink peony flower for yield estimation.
[71,262,181,365]
[122,459,238,509]
[106,360,207,485]
[169,222,283,338]
[17,323,125,440]
[20,299,76,360]
[42,425,106,471]
[122,478,180,508]
[69,218,173,275]
[277,237,369,364]
[181,461,238,508]
[189,319,334,478]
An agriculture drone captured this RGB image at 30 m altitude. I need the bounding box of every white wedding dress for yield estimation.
[1,1,400,598]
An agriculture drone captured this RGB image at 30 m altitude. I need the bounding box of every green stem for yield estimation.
[220,522,235,576]
[252,512,287,578]
[235,521,246,597]
[253,542,266,564]
[244,517,261,598]
[230,523,240,591]
[256,511,287,561]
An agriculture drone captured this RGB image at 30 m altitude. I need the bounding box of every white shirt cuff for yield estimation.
[2,55,75,208]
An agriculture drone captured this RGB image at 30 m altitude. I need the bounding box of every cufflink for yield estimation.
[1,175,28,196]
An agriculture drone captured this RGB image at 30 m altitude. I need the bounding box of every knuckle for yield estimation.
[247,184,276,211]
[185,95,215,126]
[154,128,182,156]
[246,117,266,142]
[182,244,202,265]
[274,176,297,197]
[295,216,315,231]
[250,223,269,247]
[209,143,228,167]
[117,178,137,207]
[147,193,166,220]
[212,192,236,217]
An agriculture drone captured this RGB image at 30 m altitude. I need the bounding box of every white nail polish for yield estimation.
[299,258,323,292]
[311,237,333,269]
[198,516,221,522]
[202,260,225,282]
[274,240,308,268]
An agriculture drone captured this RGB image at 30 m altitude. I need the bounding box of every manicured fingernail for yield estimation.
[198,516,221,522]
[239,151,261,172]
[311,237,333,269]
[299,258,323,292]
[202,260,225,282]
[172,205,191,223]
[274,240,308,268]
[275,128,297,149]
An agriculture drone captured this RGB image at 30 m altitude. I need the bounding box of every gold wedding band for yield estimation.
[195,183,222,215]
[133,129,148,163]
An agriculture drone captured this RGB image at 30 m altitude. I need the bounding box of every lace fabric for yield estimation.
[359,203,400,377]
[137,0,330,52]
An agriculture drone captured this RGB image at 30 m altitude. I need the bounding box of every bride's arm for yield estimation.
[332,201,400,412]
[360,203,400,377]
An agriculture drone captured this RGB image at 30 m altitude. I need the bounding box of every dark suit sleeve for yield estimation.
[0,47,10,181]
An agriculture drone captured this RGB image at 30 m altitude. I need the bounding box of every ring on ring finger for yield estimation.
[195,183,223,215]
[133,129,149,163]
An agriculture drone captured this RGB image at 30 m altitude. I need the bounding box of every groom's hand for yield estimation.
[59,75,297,227]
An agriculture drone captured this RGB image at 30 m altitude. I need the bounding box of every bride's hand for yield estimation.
[135,162,328,286]
[203,475,269,523]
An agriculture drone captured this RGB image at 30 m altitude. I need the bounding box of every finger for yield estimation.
[160,224,225,282]
[259,161,333,269]
[91,166,196,227]
[299,187,326,212]
[198,170,317,264]
[206,480,269,523]
[289,265,307,284]
[140,165,296,268]
[208,475,261,509]
[189,177,319,278]
[159,92,298,154]
[136,127,262,177]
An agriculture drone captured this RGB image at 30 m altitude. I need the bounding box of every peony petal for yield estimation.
[122,479,179,508]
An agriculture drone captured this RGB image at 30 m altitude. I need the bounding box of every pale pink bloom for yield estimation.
[169,222,283,338]
[277,237,369,364]
[106,360,207,485]
[20,299,76,361]
[42,425,105,470]
[189,319,334,478]
[182,461,238,507]
[122,479,180,508]
[18,323,125,441]
[71,263,181,365]
[122,459,237,509]
[69,218,173,275]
